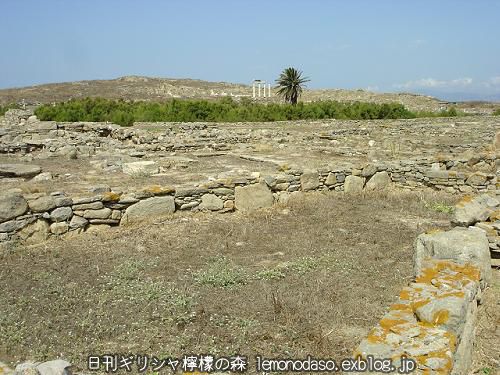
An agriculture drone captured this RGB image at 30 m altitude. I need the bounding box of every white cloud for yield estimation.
[485,76,500,87]
[394,77,473,89]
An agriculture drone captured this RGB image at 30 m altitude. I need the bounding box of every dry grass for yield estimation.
[0,190,455,373]
[471,268,500,374]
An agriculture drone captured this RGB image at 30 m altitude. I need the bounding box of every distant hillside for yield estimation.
[0,75,458,112]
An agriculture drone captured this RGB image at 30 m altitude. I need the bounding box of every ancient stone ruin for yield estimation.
[0,107,498,374]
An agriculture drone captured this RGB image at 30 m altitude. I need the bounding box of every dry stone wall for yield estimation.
[0,159,498,245]
[352,194,497,374]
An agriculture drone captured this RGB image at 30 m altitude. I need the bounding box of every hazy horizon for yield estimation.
[1,0,499,102]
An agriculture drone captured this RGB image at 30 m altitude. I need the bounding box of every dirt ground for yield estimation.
[0,190,457,373]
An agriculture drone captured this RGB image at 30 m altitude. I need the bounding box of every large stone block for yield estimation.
[0,192,28,223]
[344,175,364,193]
[365,171,392,191]
[0,164,41,178]
[121,196,175,225]
[18,219,50,244]
[414,227,491,285]
[28,196,57,213]
[300,171,320,191]
[199,194,223,211]
[234,182,274,212]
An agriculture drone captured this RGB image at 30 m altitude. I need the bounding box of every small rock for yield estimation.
[199,194,224,211]
[28,196,57,213]
[50,207,73,222]
[50,222,69,235]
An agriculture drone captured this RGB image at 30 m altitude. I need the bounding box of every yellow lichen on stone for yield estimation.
[101,191,122,202]
[425,228,443,235]
[432,310,450,325]
[142,185,175,195]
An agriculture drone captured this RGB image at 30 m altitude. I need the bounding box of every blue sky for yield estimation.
[1,0,499,101]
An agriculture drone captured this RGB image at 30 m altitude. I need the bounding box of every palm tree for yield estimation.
[275,67,310,105]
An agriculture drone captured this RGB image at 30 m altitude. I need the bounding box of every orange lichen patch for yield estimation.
[380,318,409,331]
[399,289,412,300]
[415,266,439,284]
[411,298,431,310]
[366,328,387,344]
[142,185,175,195]
[417,260,480,286]
[416,349,453,373]
[390,303,413,312]
[432,310,450,325]
[436,291,465,299]
[444,331,457,352]
[101,191,122,202]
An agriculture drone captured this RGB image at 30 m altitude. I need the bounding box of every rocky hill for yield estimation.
[0,75,447,112]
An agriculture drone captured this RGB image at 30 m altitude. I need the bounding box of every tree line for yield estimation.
[33,97,463,126]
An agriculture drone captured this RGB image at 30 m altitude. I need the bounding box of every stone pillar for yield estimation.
[268,84,271,97]
[258,83,261,97]
[262,81,266,98]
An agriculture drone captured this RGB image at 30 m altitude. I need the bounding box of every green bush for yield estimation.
[493,109,500,116]
[0,103,19,116]
[34,97,464,126]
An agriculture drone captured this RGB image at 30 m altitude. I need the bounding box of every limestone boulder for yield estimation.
[50,207,73,222]
[50,222,69,235]
[36,359,72,375]
[344,175,364,193]
[28,196,57,213]
[235,182,274,212]
[453,194,499,226]
[18,219,50,244]
[122,161,159,176]
[300,171,320,191]
[0,192,28,223]
[0,164,41,178]
[199,194,224,211]
[121,196,175,224]
[414,227,491,285]
[365,171,392,191]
